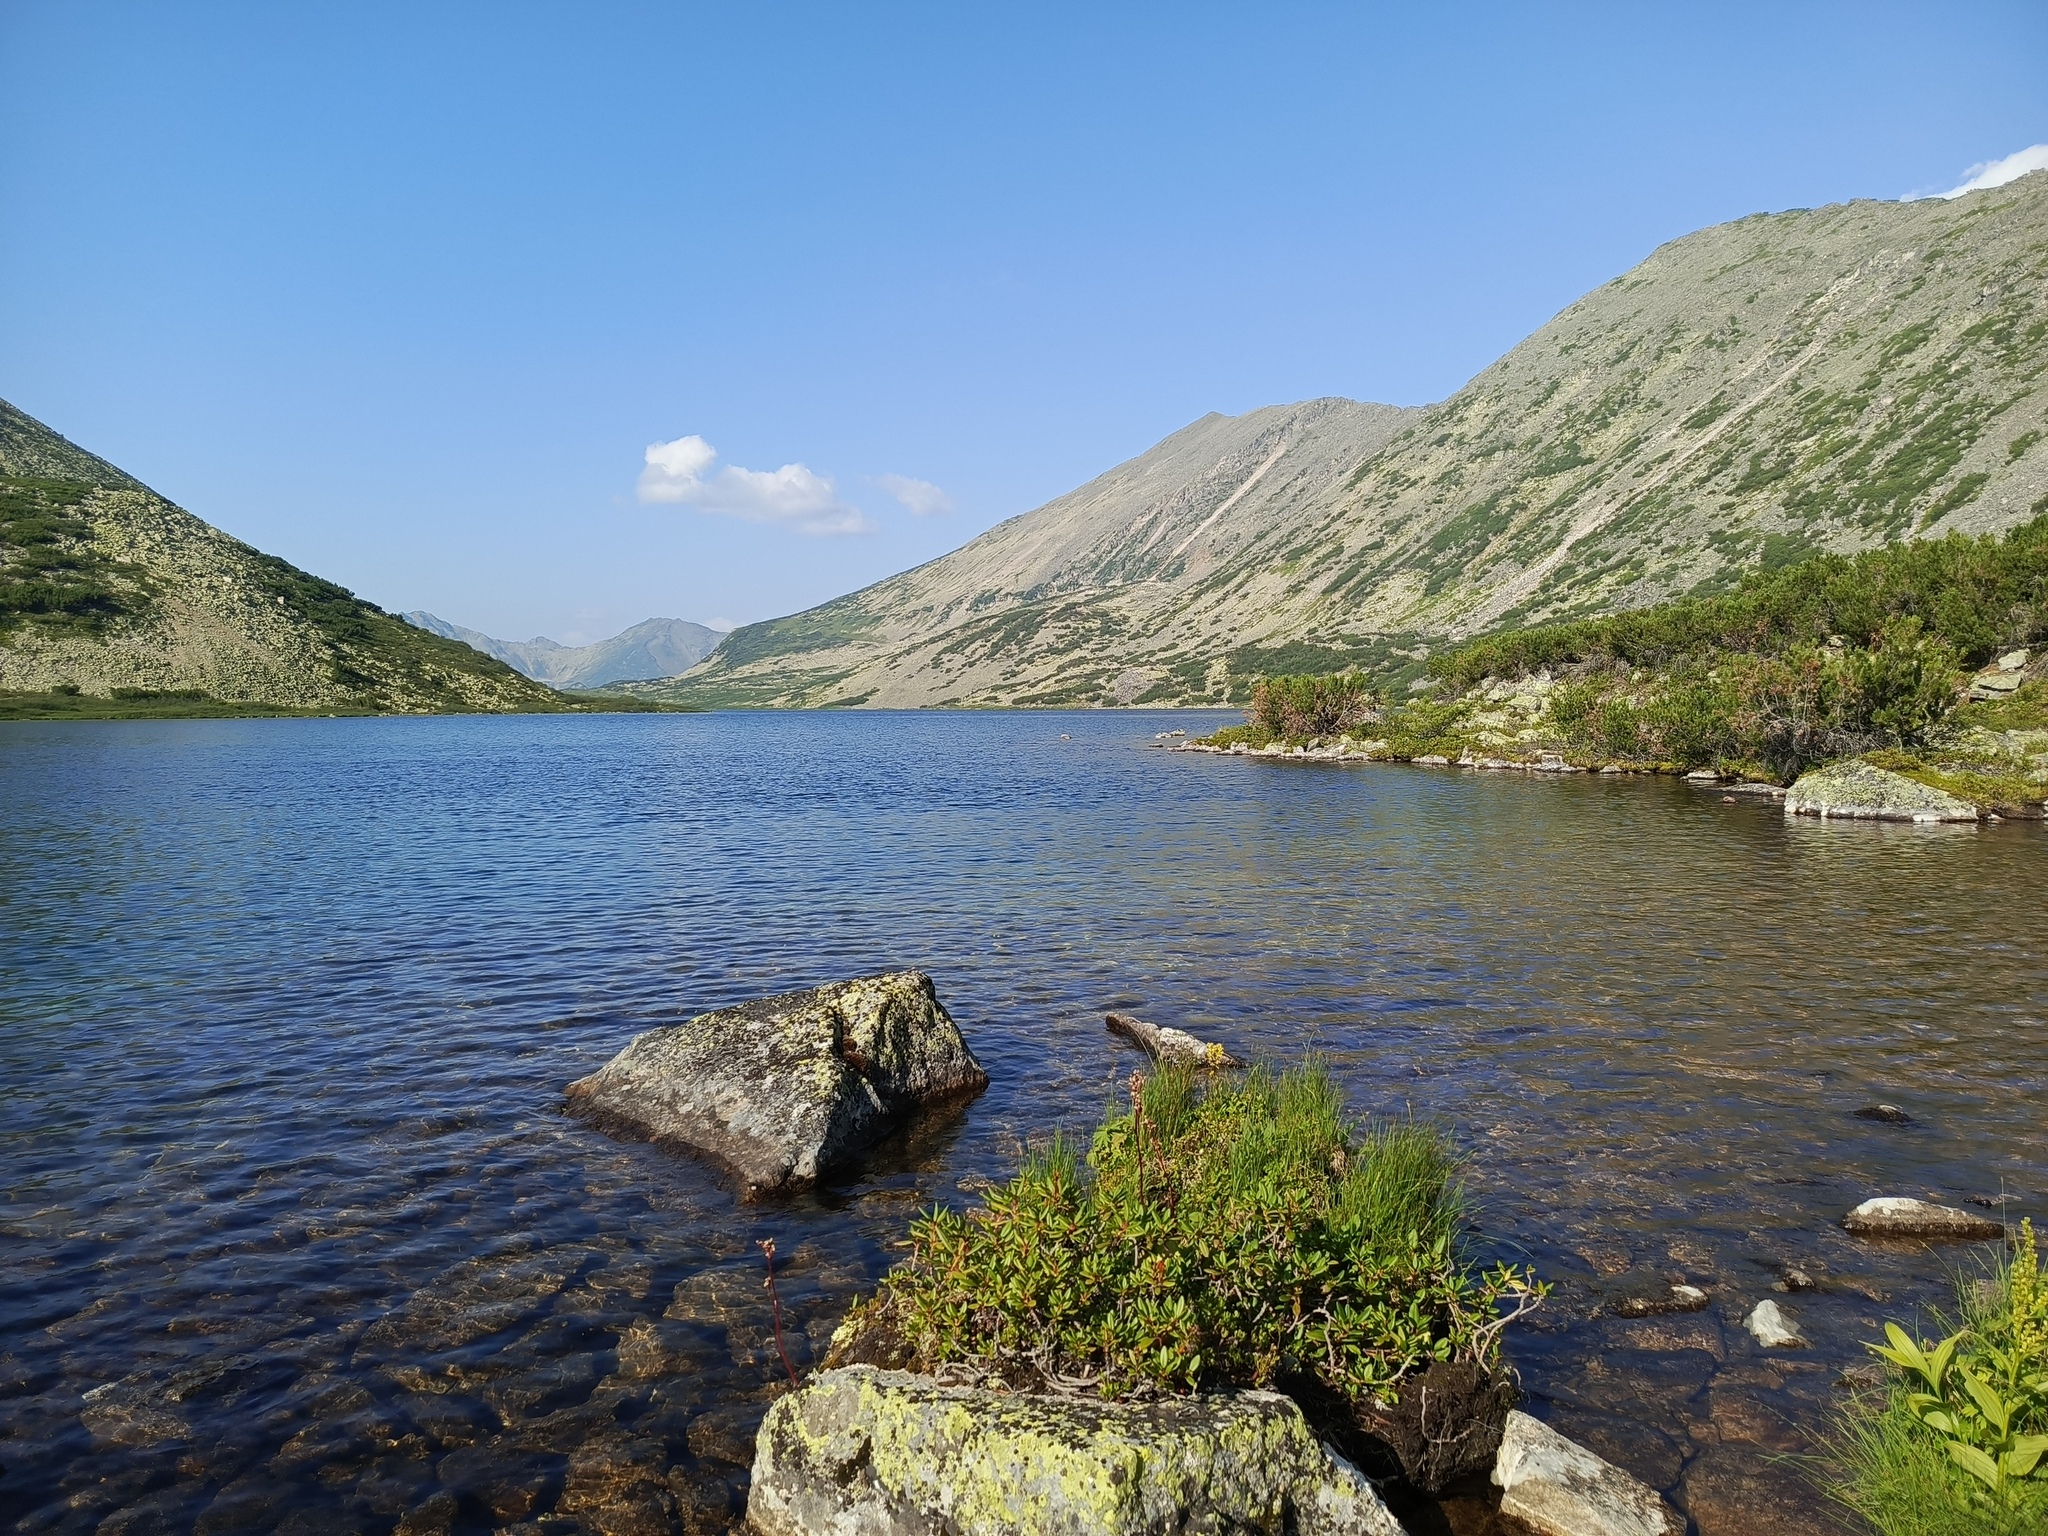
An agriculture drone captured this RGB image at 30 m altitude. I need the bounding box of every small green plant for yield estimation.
[862,1061,1545,1410]
[1828,1220,2048,1532]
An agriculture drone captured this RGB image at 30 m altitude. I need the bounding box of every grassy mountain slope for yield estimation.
[625,397,1420,707]
[646,173,2048,708]
[0,400,566,713]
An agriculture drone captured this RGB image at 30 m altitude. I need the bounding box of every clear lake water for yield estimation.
[1,710,2042,1534]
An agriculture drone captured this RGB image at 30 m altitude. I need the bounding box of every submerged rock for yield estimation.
[1853,1103,1914,1124]
[565,971,987,1197]
[1842,1196,2004,1241]
[1492,1410,1682,1536]
[1599,1270,1711,1319]
[1104,1011,1246,1069]
[1784,759,1978,822]
[747,1365,1404,1536]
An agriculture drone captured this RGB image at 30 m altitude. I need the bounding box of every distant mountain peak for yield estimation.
[401,613,723,688]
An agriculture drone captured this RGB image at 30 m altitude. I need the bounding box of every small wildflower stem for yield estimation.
[759,1238,800,1388]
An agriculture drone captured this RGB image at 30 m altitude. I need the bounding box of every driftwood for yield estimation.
[1104,1012,1246,1069]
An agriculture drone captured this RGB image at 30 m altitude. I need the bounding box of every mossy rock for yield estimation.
[747,1365,1405,1536]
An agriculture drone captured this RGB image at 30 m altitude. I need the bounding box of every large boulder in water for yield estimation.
[747,1365,1405,1536]
[1784,759,1978,822]
[1493,1410,1683,1536]
[564,971,987,1197]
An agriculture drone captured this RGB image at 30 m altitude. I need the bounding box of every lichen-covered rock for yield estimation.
[747,1365,1404,1536]
[1784,759,1979,822]
[565,972,987,1197]
[1493,1410,1682,1536]
[1842,1196,2004,1240]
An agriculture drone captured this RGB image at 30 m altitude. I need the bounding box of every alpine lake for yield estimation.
[2,710,2041,1535]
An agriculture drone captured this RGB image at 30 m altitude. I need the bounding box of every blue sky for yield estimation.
[3,4,2044,643]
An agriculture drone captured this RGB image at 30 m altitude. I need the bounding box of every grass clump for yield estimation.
[1825,1220,2048,1534]
[1951,679,2048,734]
[859,1061,1544,1414]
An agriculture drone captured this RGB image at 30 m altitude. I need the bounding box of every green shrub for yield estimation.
[1250,672,1379,740]
[865,1061,1545,1408]
[1827,1221,2048,1533]
[1435,512,2048,690]
[1376,697,1474,758]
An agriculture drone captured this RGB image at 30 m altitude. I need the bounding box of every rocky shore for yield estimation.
[1170,651,2048,823]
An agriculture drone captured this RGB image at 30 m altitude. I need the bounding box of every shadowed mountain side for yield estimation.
[403,612,724,688]
[633,173,2048,708]
[0,400,566,712]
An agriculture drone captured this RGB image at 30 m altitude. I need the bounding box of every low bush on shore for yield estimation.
[1248,672,1378,740]
[842,1061,1545,1421]
[1428,512,2048,777]
[1826,1220,2048,1535]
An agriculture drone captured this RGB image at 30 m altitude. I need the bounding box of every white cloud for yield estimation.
[636,434,874,536]
[1933,144,2048,199]
[876,473,955,516]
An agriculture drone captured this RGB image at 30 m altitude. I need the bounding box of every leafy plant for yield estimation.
[1829,1220,2048,1531]
[862,1061,1545,1411]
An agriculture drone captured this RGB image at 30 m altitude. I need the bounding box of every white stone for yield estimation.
[1492,1411,1681,1536]
[1843,1196,2004,1240]
[1745,1299,1806,1348]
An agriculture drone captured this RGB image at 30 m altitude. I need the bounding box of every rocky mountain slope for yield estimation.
[0,401,564,712]
[404,612,724,688]
[640,172,2048,708]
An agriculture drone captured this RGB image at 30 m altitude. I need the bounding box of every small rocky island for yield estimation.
[716,1033,1691,1536]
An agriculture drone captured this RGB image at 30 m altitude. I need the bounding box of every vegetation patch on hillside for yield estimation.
[1196,514,2048,805]
[0,687,338,721]
[0,479,149,639]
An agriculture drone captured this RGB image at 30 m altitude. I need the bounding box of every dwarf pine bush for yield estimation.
[870,1061,1544,1409]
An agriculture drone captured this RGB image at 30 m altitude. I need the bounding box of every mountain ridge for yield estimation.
[403,612,725,688]
[0,400,566,713]
[637,174,2048,708]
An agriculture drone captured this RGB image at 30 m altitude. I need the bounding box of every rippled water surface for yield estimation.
[2,712,2042,1535]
